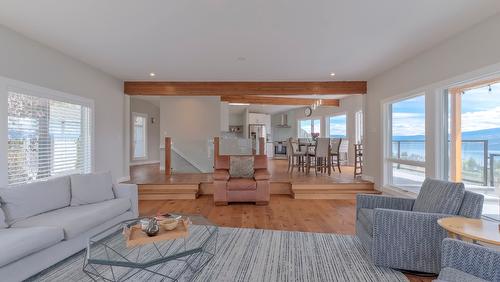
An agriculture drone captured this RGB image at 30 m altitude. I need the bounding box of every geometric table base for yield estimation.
[83,216,218,282]
[83,233,216,281]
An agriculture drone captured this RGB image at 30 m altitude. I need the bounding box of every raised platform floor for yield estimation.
[128,159,379,200]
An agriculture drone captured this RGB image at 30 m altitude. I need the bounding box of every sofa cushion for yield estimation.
[413,178,465,214]
[357,208,374,236]
[0,176,71,225]
[70,172,115,206]
[229,156,254,178]
[437,267,488,282]
[0,226,64,267]
[13,198,131,239]
[227,178,257,191]
[0,205,6,228]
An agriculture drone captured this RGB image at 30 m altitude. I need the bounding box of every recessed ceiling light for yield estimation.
[149,72,156,77]
[330,72,336,77]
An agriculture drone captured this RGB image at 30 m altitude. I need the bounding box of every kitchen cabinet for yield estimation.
[248,113,270,125]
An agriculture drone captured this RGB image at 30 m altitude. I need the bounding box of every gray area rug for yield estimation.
[28,227,408,281]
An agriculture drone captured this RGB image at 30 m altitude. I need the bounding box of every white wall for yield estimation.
[272,95,363,165]
[130,98,160,165]
[159,96,220,172]
[229,113,244,126]
[365,14,500,189]
[0,25,127,183]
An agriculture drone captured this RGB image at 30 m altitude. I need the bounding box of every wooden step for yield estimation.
[199,182,293,196]
[139,184,199,200]
[291,182,379,199]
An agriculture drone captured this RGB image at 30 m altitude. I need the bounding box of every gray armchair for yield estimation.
[356,178,484,274]
[434,238,500,282]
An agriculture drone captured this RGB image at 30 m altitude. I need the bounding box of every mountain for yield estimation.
[462,128,500,140]
[393,127,500,151]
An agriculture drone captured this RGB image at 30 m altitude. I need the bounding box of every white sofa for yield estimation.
[0,172,138,282]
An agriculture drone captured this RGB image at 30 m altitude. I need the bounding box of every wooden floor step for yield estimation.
[291,182,378,199]
[139,184,199,200]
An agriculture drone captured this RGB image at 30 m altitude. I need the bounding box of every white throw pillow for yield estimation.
[0,205,7,228]
[0,176,71,225]
[70,172,115,206]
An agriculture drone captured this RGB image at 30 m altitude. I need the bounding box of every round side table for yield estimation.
[437,216,500,246]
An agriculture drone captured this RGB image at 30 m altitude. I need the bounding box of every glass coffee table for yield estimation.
[83,214,218,281]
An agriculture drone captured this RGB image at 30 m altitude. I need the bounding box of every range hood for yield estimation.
[275,113,291,128]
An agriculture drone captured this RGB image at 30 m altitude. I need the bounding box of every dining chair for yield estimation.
[330,138,342,173]
[354,144,363,177]
[287,138,306,173]
[307,138,331,176]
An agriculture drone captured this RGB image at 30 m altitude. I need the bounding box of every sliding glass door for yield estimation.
[446,80,500,219]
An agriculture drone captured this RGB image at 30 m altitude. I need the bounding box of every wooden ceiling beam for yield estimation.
[124,81,366,96]
[221,95,340,106]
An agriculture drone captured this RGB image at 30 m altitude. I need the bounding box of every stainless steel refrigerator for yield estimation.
[249,124,266,154]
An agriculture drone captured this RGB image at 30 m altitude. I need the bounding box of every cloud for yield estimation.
[462,106,500,132]
[393,112,425,136]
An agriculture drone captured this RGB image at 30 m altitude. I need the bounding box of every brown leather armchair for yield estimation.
[213,155,270,205]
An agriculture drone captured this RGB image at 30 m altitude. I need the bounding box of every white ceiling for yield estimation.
[0,1,499,81]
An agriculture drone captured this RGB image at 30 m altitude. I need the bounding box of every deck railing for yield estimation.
[392,139,493,186]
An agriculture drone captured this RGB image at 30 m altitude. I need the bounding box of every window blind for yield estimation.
[7,90,92,186]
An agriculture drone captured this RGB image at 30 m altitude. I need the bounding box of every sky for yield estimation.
[329,115,347,137]
[392,82,500,136]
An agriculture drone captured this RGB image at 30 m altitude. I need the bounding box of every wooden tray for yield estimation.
[124,219,190,248]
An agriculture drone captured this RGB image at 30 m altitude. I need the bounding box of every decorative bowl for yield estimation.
[140,218,150,231]
[160,219,178,231]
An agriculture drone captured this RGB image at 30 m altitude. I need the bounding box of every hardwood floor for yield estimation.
[139,195,435,281]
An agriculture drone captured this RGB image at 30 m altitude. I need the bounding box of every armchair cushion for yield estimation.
[229,156,254,178]
[227,178,256,191]
[254,169,271,180]
[436,267,488,282]
[213,169,230,181]
[441,238,500,282]
[357,208,373,236]
[0,204,6,228]
[413,178,465,215]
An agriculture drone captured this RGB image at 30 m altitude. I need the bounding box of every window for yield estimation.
[7,90,92,186]
[132,113,148,160]
[328,114,347,138]
[445,80,500,218]
[298,119,321,138]
[355,110,363,144]
[385,94,426,193]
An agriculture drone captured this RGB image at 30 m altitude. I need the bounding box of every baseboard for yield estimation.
[129,160,160,166]
[117,176,131,183]
[361,174,375,183]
